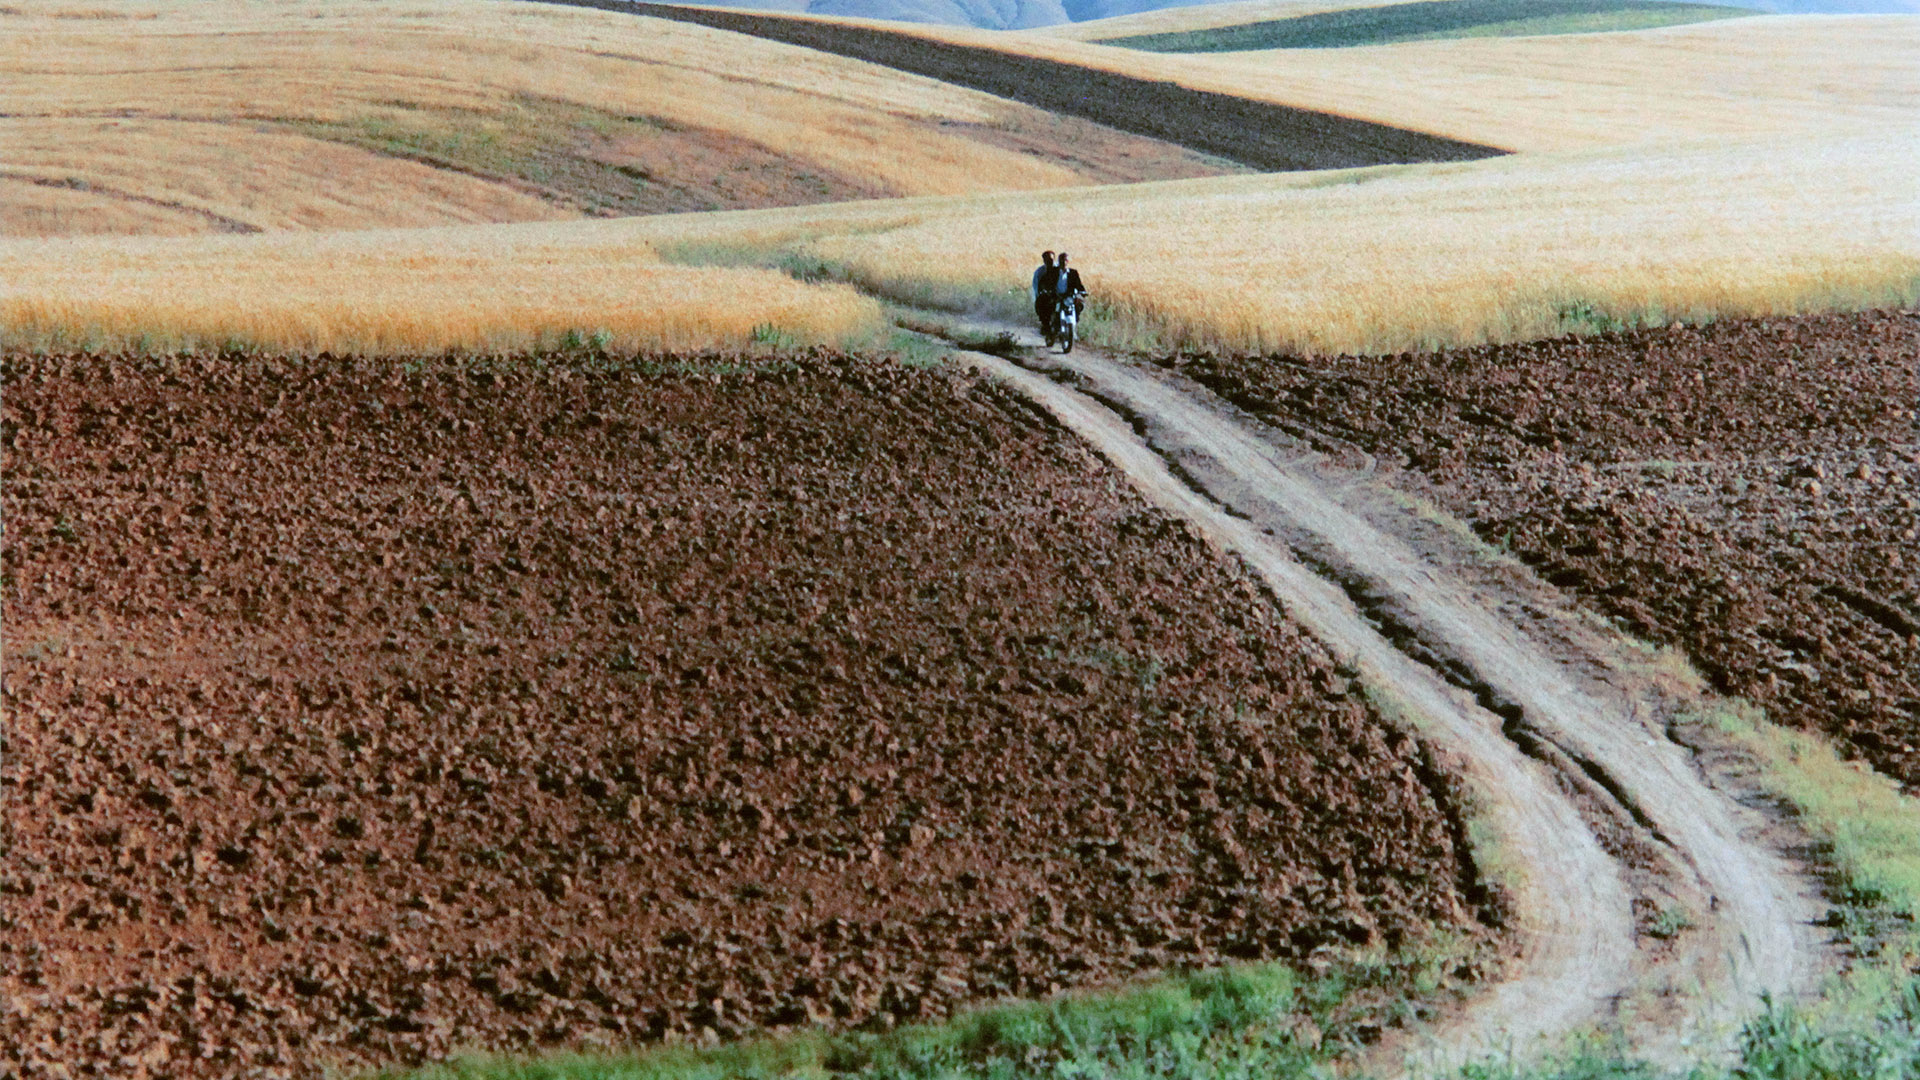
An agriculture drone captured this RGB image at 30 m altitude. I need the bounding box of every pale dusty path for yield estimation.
[948,324,1825,1074]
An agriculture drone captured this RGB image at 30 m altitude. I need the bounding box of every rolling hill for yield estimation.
[1093,0,1755,51]
[0,0,1249,237]
[666,0,1918,30]
[719,10,1917,150]
[611,1,1505,168]
[2,0,1913,355]
[7,127,1911,357]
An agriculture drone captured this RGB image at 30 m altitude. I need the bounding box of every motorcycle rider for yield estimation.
[1031,250,1058,340]
[1053,252,1086,320]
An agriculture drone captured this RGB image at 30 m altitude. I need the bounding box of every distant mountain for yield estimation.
[699,0,1221,29]
[1737,0,1919,9]
[690,0,1917,30]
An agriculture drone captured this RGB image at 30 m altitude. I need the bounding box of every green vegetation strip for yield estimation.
[376,943,1484,1080]
[1098,0,1755,53]
[282,95,672,214]
[1473,702,1920,1080]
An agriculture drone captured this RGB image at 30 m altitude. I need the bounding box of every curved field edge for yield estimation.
[646,134,1919,359]
[1,133,1910,358]
[616,13,1920,156]
[1094,0,1754,53]
[546,0,1506,171]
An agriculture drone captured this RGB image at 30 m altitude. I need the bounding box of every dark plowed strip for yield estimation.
[524,0,1510,170]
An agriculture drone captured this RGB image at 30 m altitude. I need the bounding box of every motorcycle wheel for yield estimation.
[1062,321,1074,353]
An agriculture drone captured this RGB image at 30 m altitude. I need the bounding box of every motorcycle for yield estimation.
[1054,290,1084,353]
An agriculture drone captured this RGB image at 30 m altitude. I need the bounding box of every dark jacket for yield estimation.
[1031,263,1056,302]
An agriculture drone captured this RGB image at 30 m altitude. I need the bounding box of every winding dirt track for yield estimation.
[953,323,1824,1071]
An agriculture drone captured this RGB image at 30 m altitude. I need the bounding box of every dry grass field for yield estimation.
[5,128,1910,357]
[0,0,1242,237]
[794,12,1918,151]
[629,130,1919,355]
[1171,14,1920,149]
[0,119,568,236]
[1,0,1912,356]
[0,227,880,353]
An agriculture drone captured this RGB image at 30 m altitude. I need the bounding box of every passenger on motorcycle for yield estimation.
[1049,253,1089,352]
[1053,253,1086,317]
[1031,250,1058,339]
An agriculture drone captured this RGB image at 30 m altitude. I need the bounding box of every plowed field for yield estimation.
[1,353,1484,1079]
[1161,311,1920,788]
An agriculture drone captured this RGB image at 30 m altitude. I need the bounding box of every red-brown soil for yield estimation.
[1,352,1485,1079]
[1159,310,1920,788]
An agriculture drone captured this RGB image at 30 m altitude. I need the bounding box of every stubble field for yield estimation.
[0,352,1487,1079]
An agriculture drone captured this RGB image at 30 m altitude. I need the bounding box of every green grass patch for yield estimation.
[282,95,671,212]
[876,328,955,367]
[374,939,1487,1080]
[1098,0,1755,53]
[1411,695,1920,1080]
[661,242,1034,328]
[1685,702,1920,956]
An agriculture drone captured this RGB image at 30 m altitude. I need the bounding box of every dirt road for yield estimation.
[952,324,1825,1070]
[1165,313,1920,790]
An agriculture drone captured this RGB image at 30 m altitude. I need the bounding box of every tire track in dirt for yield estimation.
[951,345,1634,1069]
[526,0,1507,171]
[947,324,1824,1071]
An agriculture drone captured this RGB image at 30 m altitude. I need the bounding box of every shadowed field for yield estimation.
[562,0,1507,170]
[1098,0,1754,51]
[808,12,1920,151]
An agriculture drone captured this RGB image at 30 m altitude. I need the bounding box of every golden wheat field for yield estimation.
[6,127,1912,357]
[1174,15,1920,150]
[0,227,881,353]
[0,0,1236,238]
[2,0,1914,356]
[811,12,1919,151]
[632,130,1920,355]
